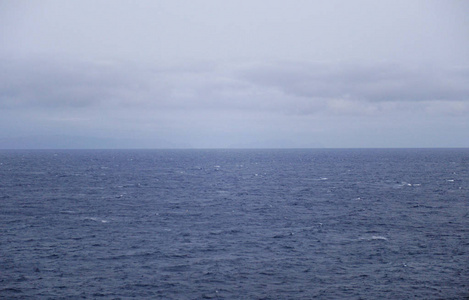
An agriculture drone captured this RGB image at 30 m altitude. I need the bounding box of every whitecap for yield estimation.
[359,236,388,241]
[83,217,108,223]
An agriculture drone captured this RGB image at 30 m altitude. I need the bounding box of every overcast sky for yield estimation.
[1,0,468,148]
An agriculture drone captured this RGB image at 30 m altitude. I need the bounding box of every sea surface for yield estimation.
[1,149,468,299]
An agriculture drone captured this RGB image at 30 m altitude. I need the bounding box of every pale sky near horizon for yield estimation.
[1,0,468,148]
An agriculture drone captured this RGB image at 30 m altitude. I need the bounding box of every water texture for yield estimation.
[1,149,468,299]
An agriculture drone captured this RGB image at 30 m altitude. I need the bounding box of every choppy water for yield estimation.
[1,149,468,299]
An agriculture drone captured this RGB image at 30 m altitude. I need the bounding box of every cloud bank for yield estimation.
[2,57,468,116]
[1,56,468,148]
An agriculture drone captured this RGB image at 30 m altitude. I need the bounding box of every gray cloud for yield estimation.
[1,56,468,148]
[2,1,469,148]
[2,58,468,119]
[239,62,469,103]
[0,57,148,109]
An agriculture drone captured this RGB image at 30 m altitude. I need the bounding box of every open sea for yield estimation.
[0,148,468,299]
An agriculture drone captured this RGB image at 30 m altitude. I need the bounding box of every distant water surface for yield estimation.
[1,149,468,299]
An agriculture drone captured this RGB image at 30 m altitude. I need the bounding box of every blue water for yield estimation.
[1,149,468,299]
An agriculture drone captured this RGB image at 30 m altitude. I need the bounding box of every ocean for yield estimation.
[1,149,468,299]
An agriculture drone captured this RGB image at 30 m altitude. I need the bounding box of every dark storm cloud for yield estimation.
[240,62,469,103]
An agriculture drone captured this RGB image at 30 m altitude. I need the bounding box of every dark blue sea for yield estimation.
[1,149,468,299]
